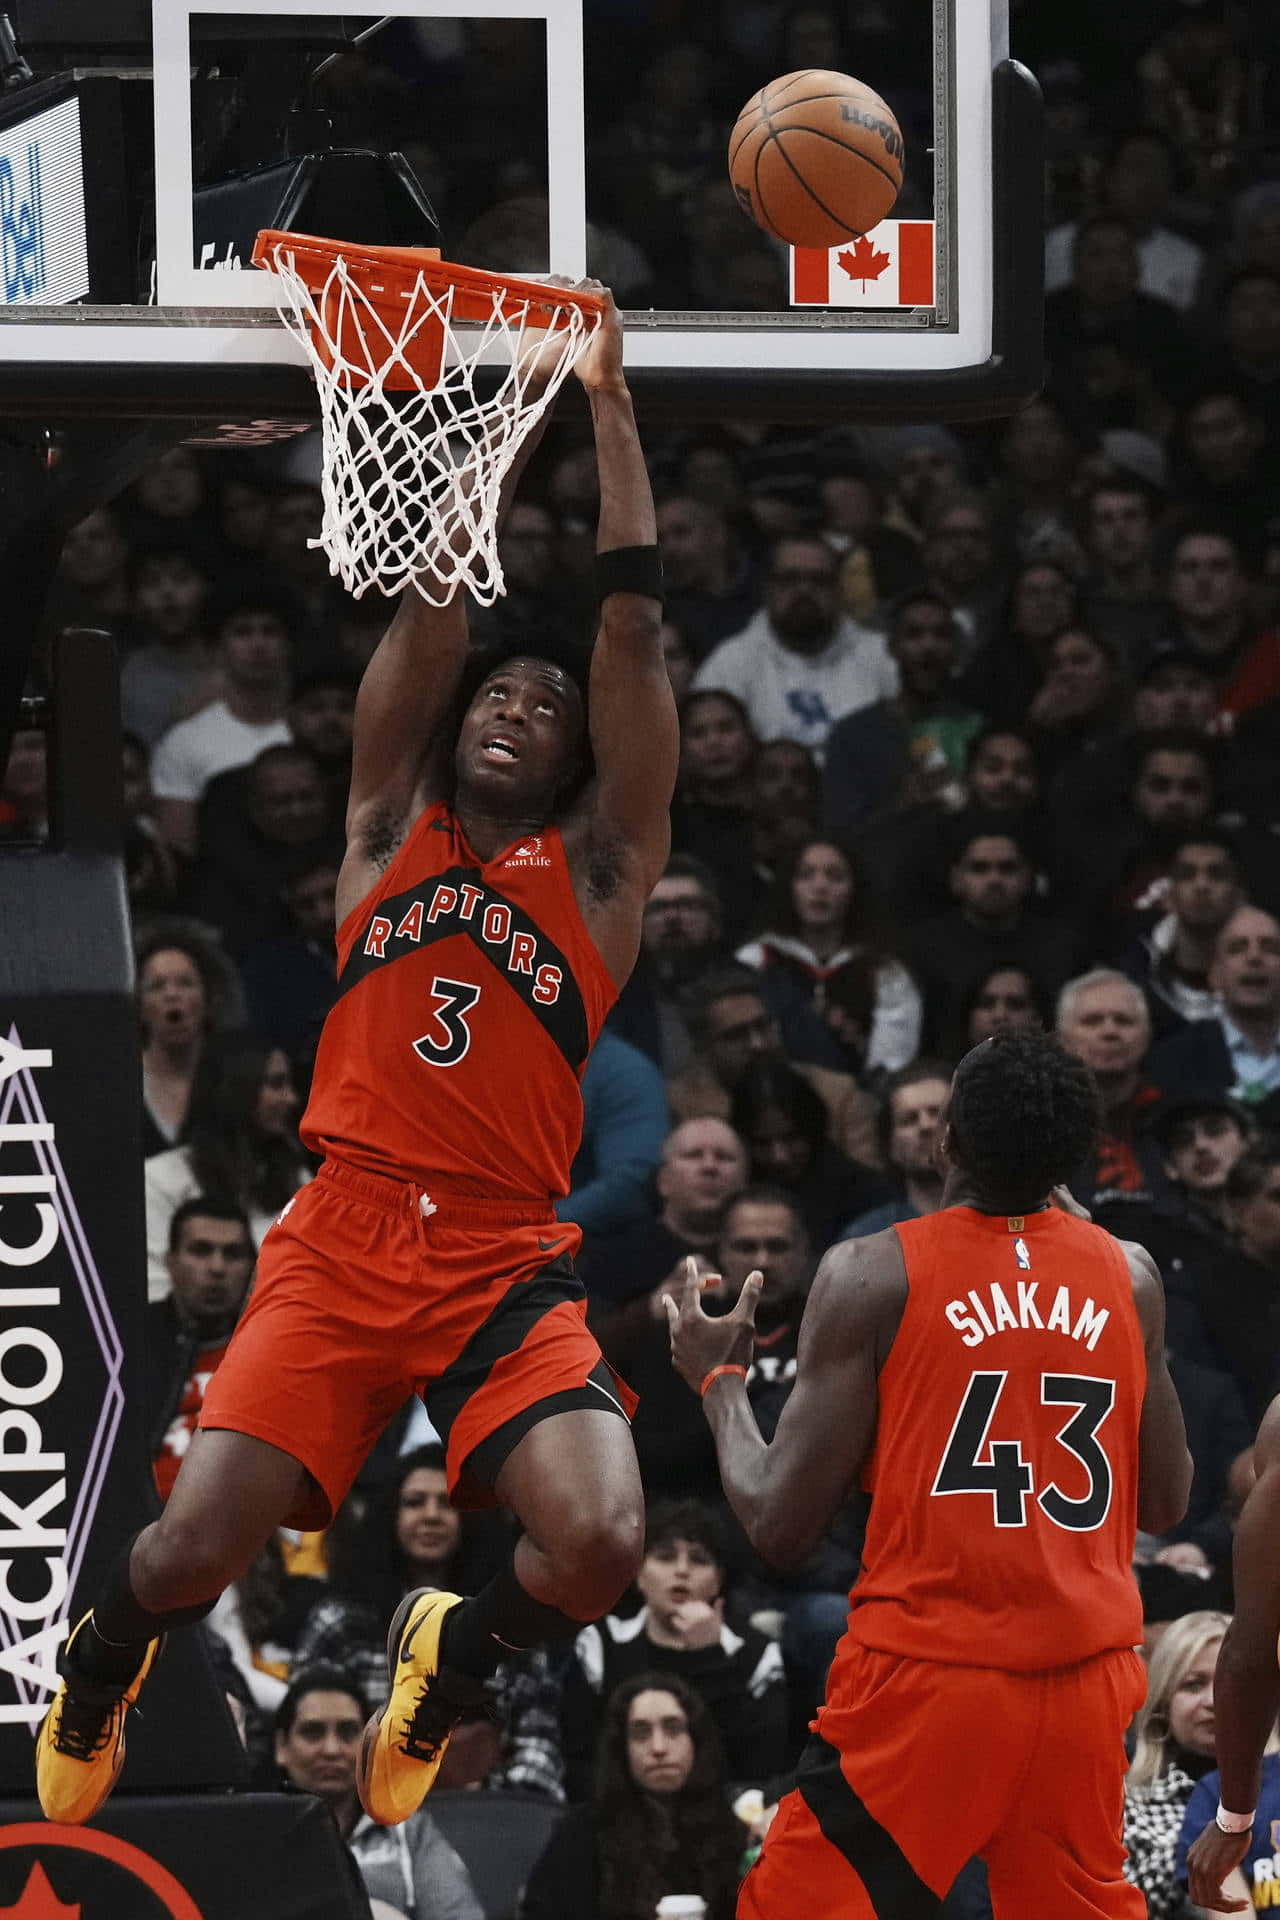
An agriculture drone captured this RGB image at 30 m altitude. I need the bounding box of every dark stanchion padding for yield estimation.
[0,632,244,1797]
[427,1790,563,1920]
[0,1793,371,1918]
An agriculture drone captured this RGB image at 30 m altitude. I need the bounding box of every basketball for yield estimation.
[728,69,904,250]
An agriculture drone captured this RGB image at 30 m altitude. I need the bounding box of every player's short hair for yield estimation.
[449,637,595,802]
[879,1058,954,1162]
[947,1030,1100,1214]
[167,1193,252,1253]
[274,1663,368,1737]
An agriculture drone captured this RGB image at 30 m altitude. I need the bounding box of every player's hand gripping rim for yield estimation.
[664,1255,762,1396]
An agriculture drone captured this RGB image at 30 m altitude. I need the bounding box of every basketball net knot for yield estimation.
[261,237,603,607]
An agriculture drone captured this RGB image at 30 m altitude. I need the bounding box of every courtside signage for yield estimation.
[0,97,88,306]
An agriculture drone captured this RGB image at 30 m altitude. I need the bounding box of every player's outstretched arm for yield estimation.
[666,1236,899,1568]
[574,287,678,890]
[1187,1395,1280,1914]
[1126,1241,1193,1536]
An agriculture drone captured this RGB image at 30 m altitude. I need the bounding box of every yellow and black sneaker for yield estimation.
[356,1588,490,1826]
[35,1613,162,1825]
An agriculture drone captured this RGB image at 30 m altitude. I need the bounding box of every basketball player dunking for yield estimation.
[38,287,679,1828]
[668,1029,1193,1919]
[1186,1393,1280,1912]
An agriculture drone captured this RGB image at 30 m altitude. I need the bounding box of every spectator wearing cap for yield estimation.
[874,425,968,546]
[578,1114,748,1311]
[693,533,895,760]
[838,1061,950,1239]
[1131,651,1220,736]
[1044,130,1204,311]
[905,820,1083,1053]
[1113,831,1245,1040]
[1150,906,1280,1131]
[1156,526,1280,723]
[1056,969,1169,1209]
[151,592,295,855]
[822,589,981,834]
[561,1493,788,1801]
[609,856,727,1077]
[665,966,880,1171]
[656,493,759,661]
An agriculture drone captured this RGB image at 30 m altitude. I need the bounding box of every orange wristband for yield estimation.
[700,1363,748,1398]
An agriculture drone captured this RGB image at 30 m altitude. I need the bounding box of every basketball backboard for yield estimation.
[0,0,1041,428]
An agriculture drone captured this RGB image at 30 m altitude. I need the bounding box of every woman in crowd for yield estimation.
[1123,1610,1234,1919]
[136,918,242,1157]
[272,1662,483,1920]
[729,1059,883,1246]
[953,965,1050,1057]
[670,688,759,943]
[144,1037,310,1297]
[1028,627,1129,781]
[295,1447,564,1799]
[736,836,922,1076]
[523,1672,746,1920]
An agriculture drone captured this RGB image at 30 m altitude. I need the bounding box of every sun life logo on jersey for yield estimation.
[1014,1237,1031,1271]
[506,837,551,868]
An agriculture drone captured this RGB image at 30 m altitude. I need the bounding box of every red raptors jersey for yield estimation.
[301,804,618,1198]
[842,1205,1145,1670]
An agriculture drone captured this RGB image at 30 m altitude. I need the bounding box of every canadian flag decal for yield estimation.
[790,220,935,309]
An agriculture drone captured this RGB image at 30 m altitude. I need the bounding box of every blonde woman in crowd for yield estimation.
[1124,1610,1256,1917]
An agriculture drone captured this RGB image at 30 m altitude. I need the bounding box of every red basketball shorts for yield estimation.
[739,1639,1147,1920]
[198,1158,636,1526]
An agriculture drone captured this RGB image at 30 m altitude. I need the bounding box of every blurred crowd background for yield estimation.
[4,2,1280,1916]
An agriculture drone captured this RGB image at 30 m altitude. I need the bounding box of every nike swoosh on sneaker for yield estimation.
[399,1614,426,1665]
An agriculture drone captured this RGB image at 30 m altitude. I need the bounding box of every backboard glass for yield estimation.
[0,0,1042,427]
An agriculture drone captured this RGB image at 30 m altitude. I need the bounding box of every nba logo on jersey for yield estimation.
[506,837,551,867]
[1014,1237,1031,1270]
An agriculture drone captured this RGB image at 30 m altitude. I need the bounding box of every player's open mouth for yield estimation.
[482,736,520,762]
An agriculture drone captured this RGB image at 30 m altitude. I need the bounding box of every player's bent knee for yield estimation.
[133,1514,250,1613]
[555,1500,644,1614]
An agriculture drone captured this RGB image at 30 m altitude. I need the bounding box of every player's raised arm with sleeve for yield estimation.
[1186,1395,1280,1914]
[575,287,679,887]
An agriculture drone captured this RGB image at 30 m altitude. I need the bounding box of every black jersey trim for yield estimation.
[336,862,591,1071]
[424,1259,585,1447]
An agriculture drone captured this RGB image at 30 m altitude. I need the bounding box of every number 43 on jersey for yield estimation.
[932,1370,1115,1532]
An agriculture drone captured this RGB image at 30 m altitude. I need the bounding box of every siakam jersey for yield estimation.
[839,1203,1146,1672]
[301,803,618,1199]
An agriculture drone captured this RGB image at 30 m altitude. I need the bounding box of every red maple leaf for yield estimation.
[0,1865,79,1920]
[836,236,891,287]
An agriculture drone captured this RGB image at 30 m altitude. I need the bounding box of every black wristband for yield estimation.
[595,544,664,605]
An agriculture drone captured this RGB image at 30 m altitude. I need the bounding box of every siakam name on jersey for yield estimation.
[946,1281,1110,1352]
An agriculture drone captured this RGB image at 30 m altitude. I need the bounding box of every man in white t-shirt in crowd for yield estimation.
[1044,129,1204,311]
[151,592,294,854]
[693,533,894,759]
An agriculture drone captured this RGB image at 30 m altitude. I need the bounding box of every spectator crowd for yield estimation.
[4,2,1280,1915]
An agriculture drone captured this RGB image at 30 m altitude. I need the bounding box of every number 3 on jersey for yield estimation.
[413,977,481,1067]
[931,1370,1115,1532]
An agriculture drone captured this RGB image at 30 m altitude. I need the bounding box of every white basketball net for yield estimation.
[265,242,603,606]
